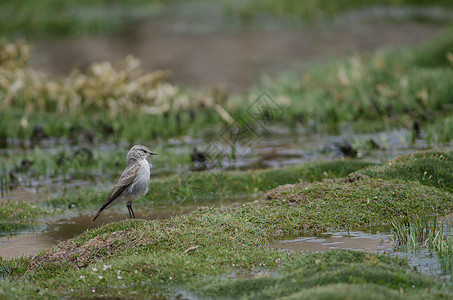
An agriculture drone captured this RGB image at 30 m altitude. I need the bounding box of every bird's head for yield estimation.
[128,145,157,162]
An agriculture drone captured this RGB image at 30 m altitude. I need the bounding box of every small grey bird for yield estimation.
[93,145,157,222]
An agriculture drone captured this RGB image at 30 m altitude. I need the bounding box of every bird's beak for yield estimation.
[150,151,157,156]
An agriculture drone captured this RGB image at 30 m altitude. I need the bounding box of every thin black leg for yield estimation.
[127,204,136,219]
[127,205,132,219]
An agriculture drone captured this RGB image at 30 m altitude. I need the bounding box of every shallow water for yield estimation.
[272,228,450,279]
[271,230,394,253]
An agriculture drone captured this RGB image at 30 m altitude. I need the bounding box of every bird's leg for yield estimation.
[127,204,136,219]
[127,205,132,219]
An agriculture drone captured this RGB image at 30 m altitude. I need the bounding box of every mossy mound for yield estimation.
[31,174,453,272]
[6,152,453,298]
[199,251,432,300]
[360,151,453,192]
[21,169,453,298]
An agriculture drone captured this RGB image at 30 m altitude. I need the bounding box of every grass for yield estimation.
[0,222,38,236]
[0,152,451,297]
[2,31,453,144]
[0,201,55,236]
[427,114,453,144]
[0,202,53,223]
[0,158,374,224]
[226,0,453,22]
[2,170,451,298]
[0,143,191,182]
[0,40,230,142]
[412,26,453,68]
[255,48,453,129]
[45,160,375,210]
[0,0,171,39]
[198,252,430,299]
[391,215,440,251]
[1,0,452,39]
[360,151,453,192]
[2,249,443,299]
[391,215,453,275]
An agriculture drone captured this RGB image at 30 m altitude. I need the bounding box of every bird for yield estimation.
[93,145,157,222]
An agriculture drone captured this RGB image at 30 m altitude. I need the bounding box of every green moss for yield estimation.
[3,153,453,298]
[264,175,453,234]
[281,283,405,300]
[360,151,453,192]
[0,283,58,299]
[200,259,428,299]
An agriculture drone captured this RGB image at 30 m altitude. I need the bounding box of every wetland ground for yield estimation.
[1,0,453,299]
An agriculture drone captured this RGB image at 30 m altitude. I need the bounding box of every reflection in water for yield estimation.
[272,230,448,279]
[0,186,46,203]
[272,231,394,253]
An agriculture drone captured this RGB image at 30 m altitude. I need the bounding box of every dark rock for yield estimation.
[30,125,47,145]
[15,159,33,172]
[191,147,208,171]
[338,141,358,158]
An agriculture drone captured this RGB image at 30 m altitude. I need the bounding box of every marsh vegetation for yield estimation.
[1,0,453,299]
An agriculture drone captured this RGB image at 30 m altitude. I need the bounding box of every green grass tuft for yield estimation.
[0,222,37,236]
[412,26,453,67]
[146,160,376,204]
[0,256,31,279]
[360,151,453,192]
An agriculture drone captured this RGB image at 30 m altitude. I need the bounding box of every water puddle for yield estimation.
[392,250,446,279]
[273,228,450,279]
[272,231,394,253]
[0,186,48,203]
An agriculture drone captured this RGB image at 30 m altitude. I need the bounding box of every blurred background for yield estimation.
[9,0,453,91]
[1,0,453,256]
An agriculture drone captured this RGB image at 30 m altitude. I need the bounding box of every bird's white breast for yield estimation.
[136,158,151,188]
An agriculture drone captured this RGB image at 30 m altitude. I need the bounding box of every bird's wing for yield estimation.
[93,163,140,221]
[107,162,140,203]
